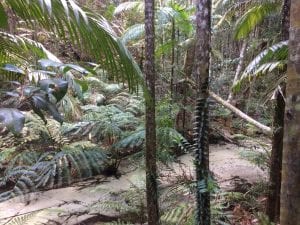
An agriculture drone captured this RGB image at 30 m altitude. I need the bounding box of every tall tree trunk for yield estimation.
[227,40,247,104]
[280,0,300,224]
[267,87,285,222]
[267,0,290,222]
[144,0,159,224]
[170,18,175,100]
[192,1,211,224]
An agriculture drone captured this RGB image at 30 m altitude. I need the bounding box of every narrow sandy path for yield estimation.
[0,142,267,225]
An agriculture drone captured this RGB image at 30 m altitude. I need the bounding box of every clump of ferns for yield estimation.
[113,126,190,166]
[58,94,82,122]
[101,220,134,225]
[92,181,147,223]
[85,76,125,96]
[0,209,46,225]
[160,178,231,225]
[0,141,108,202]
[112,98,190,164]
[108,91,144,116]
[224,180,269,213]
[0,112,69,150]
[62,105,140,144]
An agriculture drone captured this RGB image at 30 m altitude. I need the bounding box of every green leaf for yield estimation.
[4,0,144,92]
[38,59,62,68]
[234,2,280,40]
[0,108,25,134]
[113,1,144,15]
[31,93,63,124]
[0,3,8,29]
[74,79,89,93]
[62,64,89,74]
[2,64,25,74]
[121,24,145,45]
[38,78,68,102]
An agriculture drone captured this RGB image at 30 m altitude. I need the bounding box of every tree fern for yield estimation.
[0,141,108,202]
[108,91,144,116]
[63,105,139,143]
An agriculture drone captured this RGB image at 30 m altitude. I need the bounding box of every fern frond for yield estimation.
[2,211,40,225]
[0,141,108,201]
[64,105,139,142]
[114,128,145,150]
[161,204,194,225]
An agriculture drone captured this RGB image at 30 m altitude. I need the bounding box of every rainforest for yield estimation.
[0,0,299,225]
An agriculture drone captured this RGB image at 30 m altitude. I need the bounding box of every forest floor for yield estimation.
[0,139,268,225]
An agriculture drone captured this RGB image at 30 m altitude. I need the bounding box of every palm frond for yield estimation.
[233,40,288,91]
[121,24,145,45]
[113,1,144,16]
[234,2,280,39]
[6,0,143,91]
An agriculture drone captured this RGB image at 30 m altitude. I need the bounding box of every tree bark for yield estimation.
[192,1,211,225]
[267,87,285,222]
[227,40,247,104]
[280,0,300,224]
[267,0,290,222]
[144,0,160,224]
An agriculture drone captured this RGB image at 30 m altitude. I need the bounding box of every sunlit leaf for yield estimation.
[74,79,89,93]
[2,64,25,74]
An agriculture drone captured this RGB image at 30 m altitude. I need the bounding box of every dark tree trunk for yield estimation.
[170,18,175,100]
[280,0,300,224]
[267,87,285,222]
[267,0,290,222]
[144,0,159,224]
[192,0,211,225]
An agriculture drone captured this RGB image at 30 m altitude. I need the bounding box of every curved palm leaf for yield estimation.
[4,0,143,91]
[234,2,281,39]
[113,1,144,16]
[233,41,288,91]
[121,24,145,45]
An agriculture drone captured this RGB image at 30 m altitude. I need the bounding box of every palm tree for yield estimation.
[144,0,160,224]
[0,0,145,133]
[0,0,143,89]
[280,0,300,224]
[192,0,211,224]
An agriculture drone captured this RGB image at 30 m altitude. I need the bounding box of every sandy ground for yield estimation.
[0,142,267,225]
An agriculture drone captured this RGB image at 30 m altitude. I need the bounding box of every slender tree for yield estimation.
[192,0,211,224]
[144,0,160,224]
[280,0,300,224]
[267,0,290,222]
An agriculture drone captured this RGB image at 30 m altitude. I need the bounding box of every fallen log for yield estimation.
[209,91,272,136]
